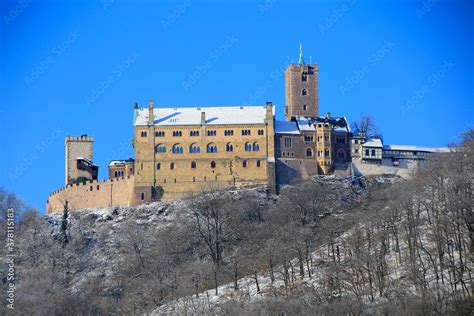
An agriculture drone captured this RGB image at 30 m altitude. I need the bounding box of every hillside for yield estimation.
[0,132,472,315]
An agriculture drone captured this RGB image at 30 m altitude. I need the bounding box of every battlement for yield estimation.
[65,135,94,144]
[46,175,134,213]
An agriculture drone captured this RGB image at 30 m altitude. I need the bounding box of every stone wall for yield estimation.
[46,176,134,214]
[351,159,423,179]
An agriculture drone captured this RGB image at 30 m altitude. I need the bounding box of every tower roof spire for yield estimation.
[298,43,305,65]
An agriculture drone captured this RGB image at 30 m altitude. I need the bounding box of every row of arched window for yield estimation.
[114,171,124,177]
[156,160,261,170]
[155,142,261,154]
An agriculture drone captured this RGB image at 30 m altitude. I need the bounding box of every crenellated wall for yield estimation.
[46,176,134,214]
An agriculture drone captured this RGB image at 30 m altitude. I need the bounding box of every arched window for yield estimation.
[245,142,252,151]
[242,160,247,168]
[114,171,118,177]
[337,149,345,160]
[206,143,217,153]
[157,163,161,170]
[226,143,233,152]
[172,144,183,154]
[155,144,166,153]
[302,89,307,96]
[306,148,313,157]
[253,142,260,151]
[256,160,261,167]
[210,161,216,169]
[170,162,175,170]
[189,143,200,153]
[141,192,145,200]
[191,161,196,169]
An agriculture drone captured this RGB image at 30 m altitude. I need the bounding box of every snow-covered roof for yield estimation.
[134,105,272,126]
[363,138,383,148]
[109,159,134,167]
[383,145,448,153]
[275,121,300,134]
[296,119,315,131]
[292,116,350,132]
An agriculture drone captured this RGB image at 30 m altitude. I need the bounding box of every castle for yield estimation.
[46,47,445,213]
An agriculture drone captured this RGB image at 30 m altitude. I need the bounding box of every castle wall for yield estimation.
[351,159,423,179]
[46,176,134,213]
[275,158,319,185]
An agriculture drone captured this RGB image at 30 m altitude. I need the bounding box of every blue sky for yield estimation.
[1,0,473,211]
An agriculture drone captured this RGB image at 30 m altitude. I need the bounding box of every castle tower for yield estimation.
[285,44,319,120]
[65,135,94,185]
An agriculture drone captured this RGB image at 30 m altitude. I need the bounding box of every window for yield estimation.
[191,161,196,169]
[324,135,329,142]
[365,149,369,156]
[155,144,167,153]
[206,143,217,153]
[317,150,322,157]
[253,142,260,151]
[354,139,359,144]
[97,185,100,190]
[336,136,346,144]
[338,150,345,159]
[371,149,376,157]
[302,89,307,96]
[114,171,118,177]
[245,142,252,151]
[355,149,359,154]
[90,185,93,191]
[225,130,234,136]
[306,148,313,157]
[172,131,182,137]
[242,160,247,167]
[155,131,165,137]
[189,144,200,153]
[226,143,233,152]
[241,129,251,136]
[304,135,313,142]
[157,163,161,170]
[283,137,293,148]
[210,161,216,169]
[207,130,216,136]
[317,136,322,143]
[140,163,143,170]
[190,130,200,137]
[140,131,147,137]
[302,74,307,82]
[325,149,330,158]
[170,163,175,170]
[141,192,145,200]
[172,144,184,154]
[303,104,307,111]
[193,177,195,182]
[256,160,261,167]
[258,129,264,136]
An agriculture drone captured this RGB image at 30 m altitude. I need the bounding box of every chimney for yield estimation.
[148,100,154,125]
[326,112,331,119]
[201,112,206,125]
[265,101,273,121]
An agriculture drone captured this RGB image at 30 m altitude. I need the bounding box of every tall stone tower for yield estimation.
[284,44,319,120]
[65,135,94,185]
